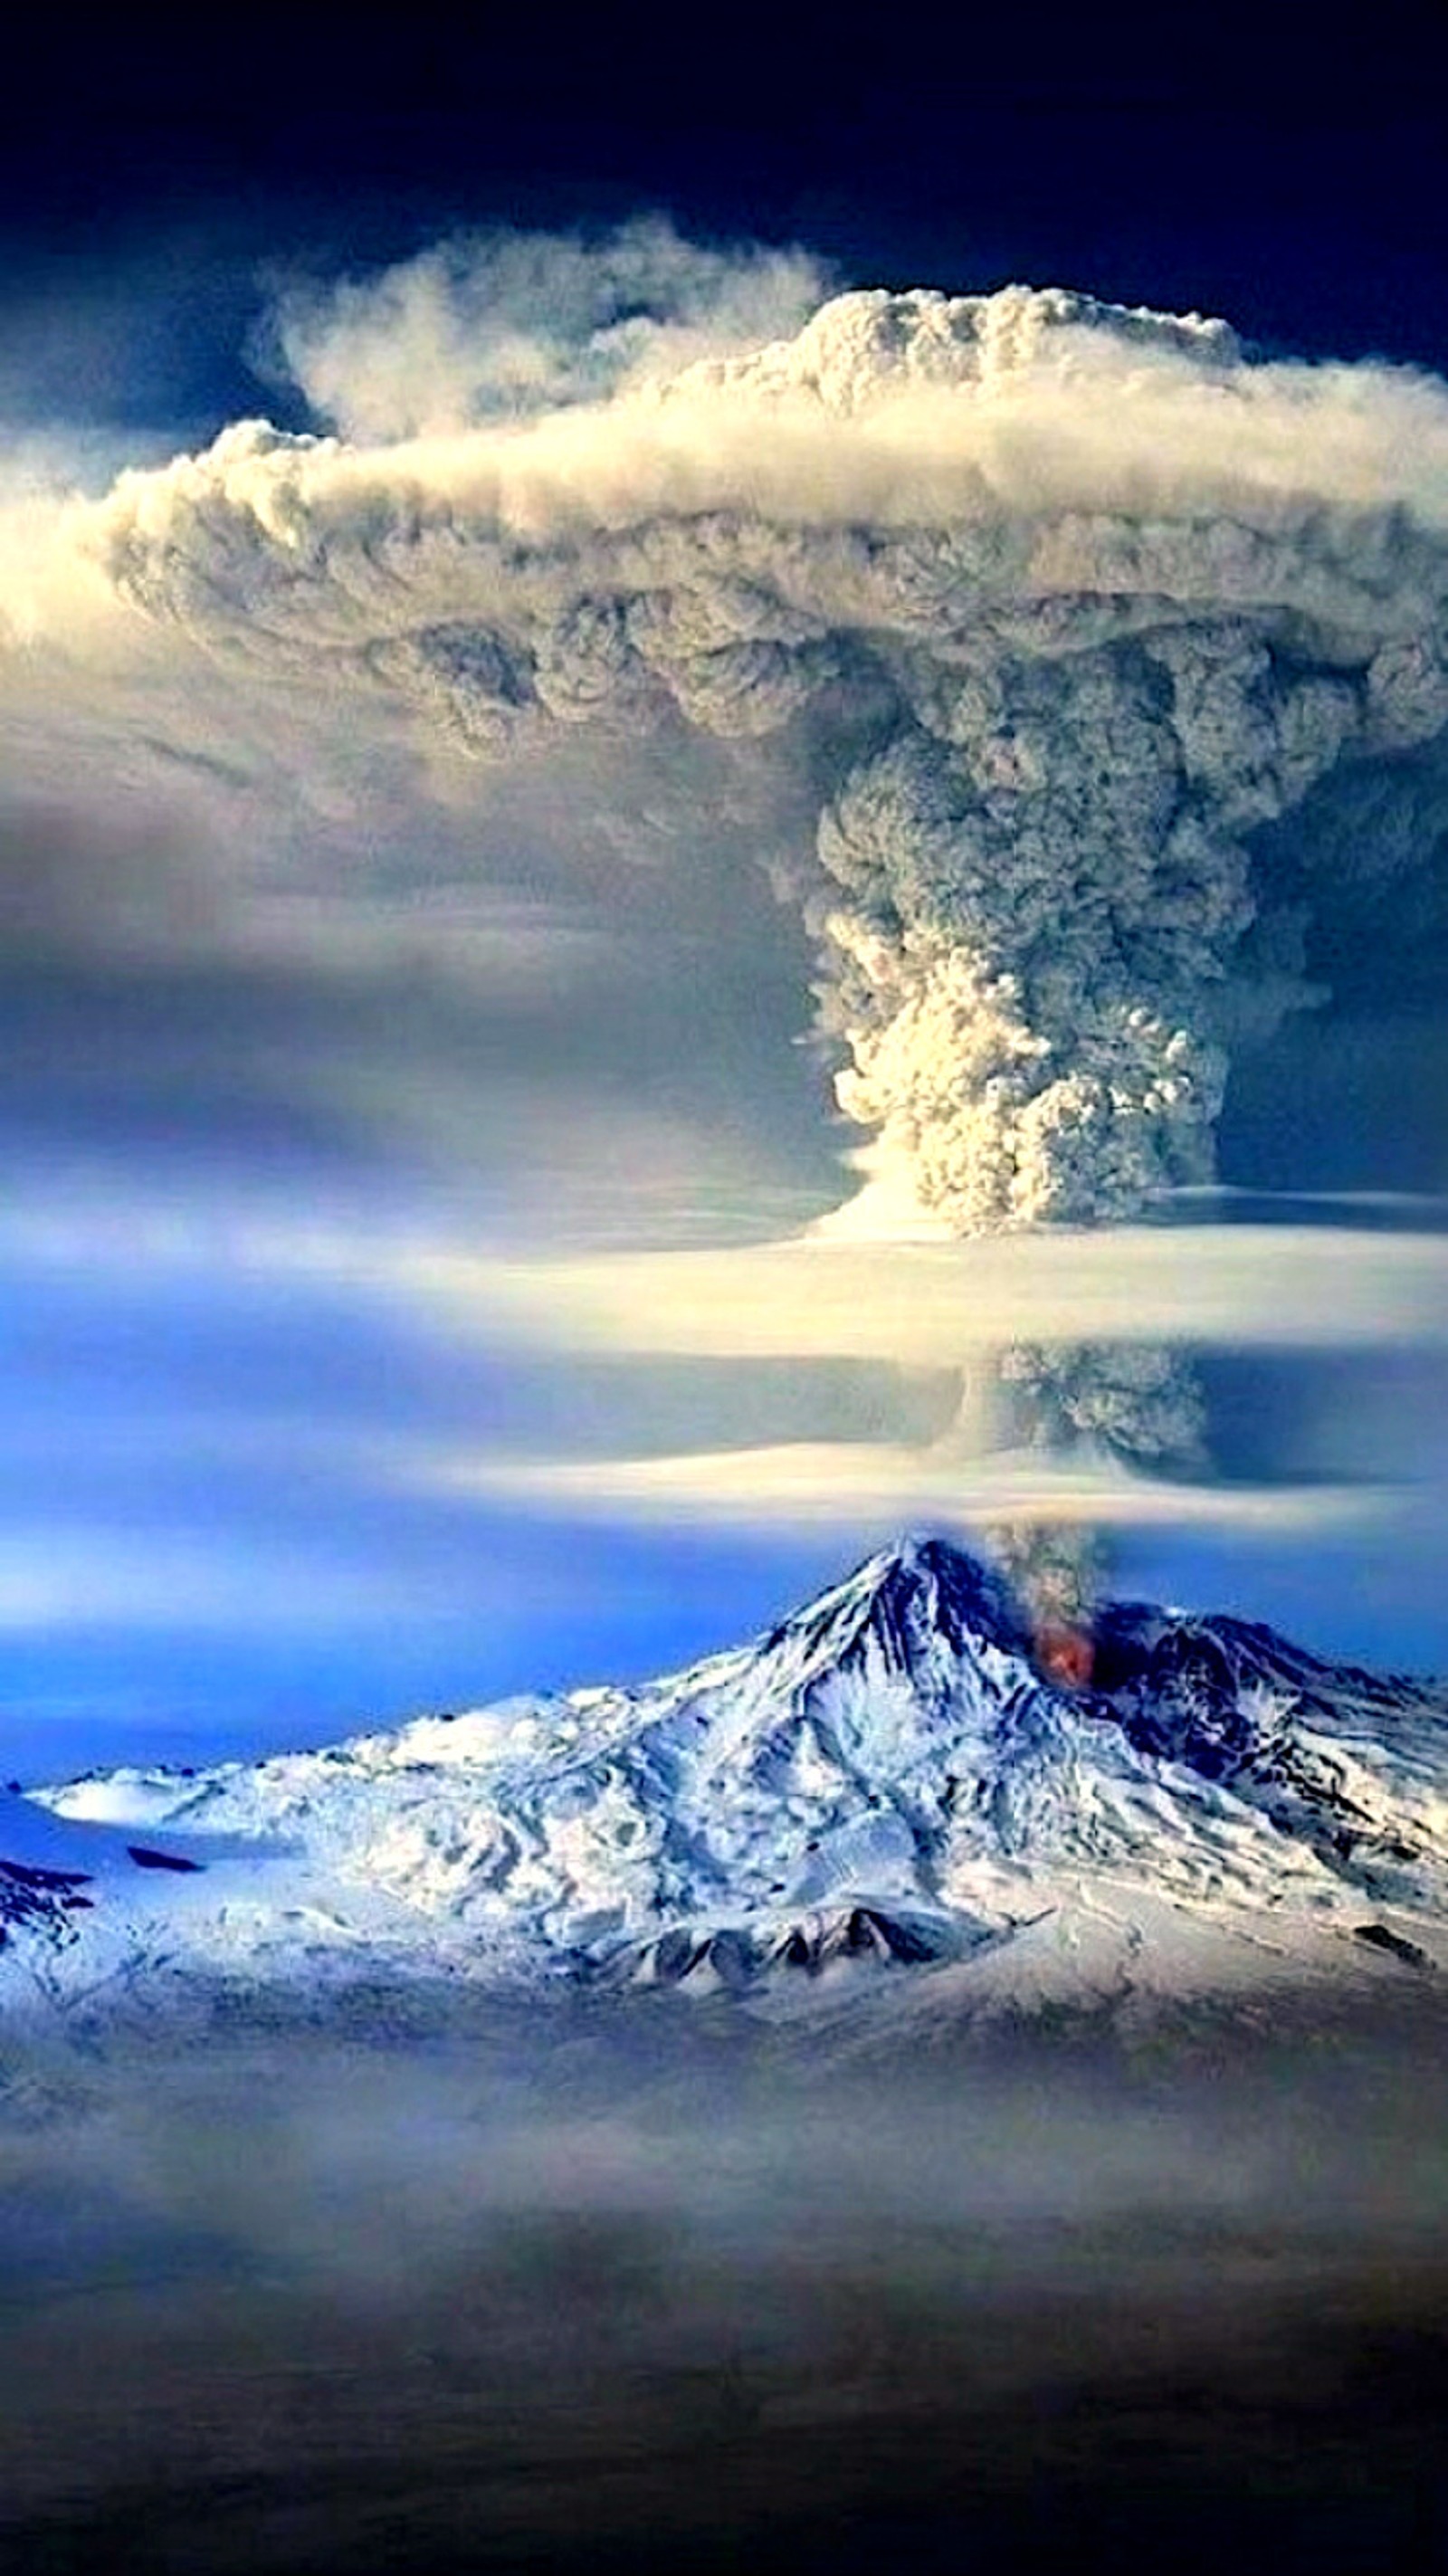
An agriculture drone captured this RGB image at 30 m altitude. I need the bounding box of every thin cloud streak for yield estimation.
[418,1436,1388,1537]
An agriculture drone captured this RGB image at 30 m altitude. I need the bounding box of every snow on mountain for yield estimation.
[5,1536,1447,2027]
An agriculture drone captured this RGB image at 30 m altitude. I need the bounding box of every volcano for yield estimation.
[3,1536,1446,2029]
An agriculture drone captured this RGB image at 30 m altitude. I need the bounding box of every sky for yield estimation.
[3,6,1448,1776]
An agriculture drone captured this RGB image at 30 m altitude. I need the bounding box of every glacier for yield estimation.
[5,1534,1447,2032]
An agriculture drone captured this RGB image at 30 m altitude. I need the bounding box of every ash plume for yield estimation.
[983,1515,1102,1671]
[42,247,1448,1577]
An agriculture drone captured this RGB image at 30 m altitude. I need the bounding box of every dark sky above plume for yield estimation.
[4,6,1445,358]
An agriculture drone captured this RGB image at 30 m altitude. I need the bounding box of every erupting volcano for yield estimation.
[4,1535,1445,2027]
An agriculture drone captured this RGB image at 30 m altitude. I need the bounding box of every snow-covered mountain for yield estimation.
[5,1536,1447,2029]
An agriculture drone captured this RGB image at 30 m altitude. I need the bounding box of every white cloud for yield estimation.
[397,1225,1448,1360]
[266,219,833,442]
[5,1193,1440,1360]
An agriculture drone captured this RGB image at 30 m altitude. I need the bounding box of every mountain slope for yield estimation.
[5,1537,1447,2025]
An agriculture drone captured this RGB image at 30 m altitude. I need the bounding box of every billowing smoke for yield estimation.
[52,248,1448,1591]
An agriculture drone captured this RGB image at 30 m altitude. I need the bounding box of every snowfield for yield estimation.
[5,1536,1447,2031]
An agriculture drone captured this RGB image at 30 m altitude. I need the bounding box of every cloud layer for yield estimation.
[410,1226,1448,1361]
[428,1436,1386,1541]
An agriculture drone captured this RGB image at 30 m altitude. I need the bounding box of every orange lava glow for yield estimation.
[1036,1624,1095,1690]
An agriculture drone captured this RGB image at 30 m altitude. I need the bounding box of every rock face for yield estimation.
[0,1856,95,1950]
[5,1536,1448,2024]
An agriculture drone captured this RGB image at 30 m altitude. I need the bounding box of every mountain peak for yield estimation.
[755,1531,1030,1695]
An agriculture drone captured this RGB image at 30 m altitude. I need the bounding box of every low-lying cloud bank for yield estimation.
[4,2008,1448,2573]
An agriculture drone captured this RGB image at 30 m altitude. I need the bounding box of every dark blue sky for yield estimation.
[2,3,1446,1776]
[5,4,1448,398]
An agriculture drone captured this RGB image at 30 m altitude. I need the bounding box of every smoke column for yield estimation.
[53,241,1448,1595]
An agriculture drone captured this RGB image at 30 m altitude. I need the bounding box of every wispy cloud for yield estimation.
[263,219,833,441]
[0,1531,460,1631]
